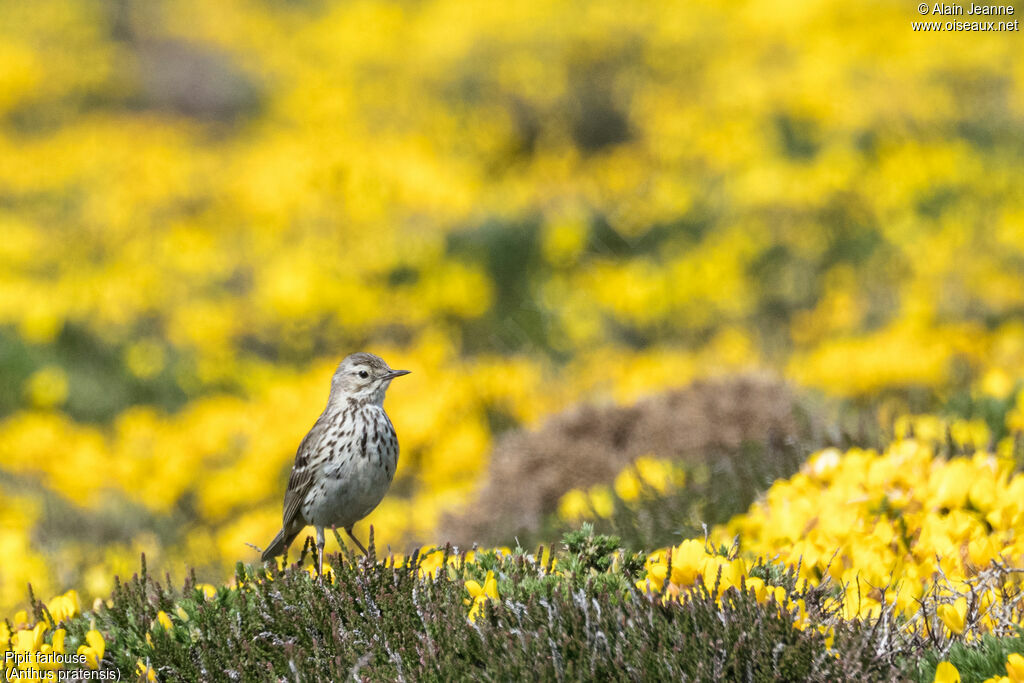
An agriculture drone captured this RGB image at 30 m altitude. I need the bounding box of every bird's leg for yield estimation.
[345,526,368,556]
[315,526,326,581]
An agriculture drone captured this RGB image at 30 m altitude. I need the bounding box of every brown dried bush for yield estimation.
[439,374,825,546]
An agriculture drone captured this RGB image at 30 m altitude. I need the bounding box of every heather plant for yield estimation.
[5,530,907,681]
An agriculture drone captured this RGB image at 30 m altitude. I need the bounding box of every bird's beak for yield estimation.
[386,369,411,379]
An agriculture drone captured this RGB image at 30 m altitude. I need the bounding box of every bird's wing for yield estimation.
[280,416,325,531]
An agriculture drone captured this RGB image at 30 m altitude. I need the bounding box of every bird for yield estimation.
[261,352,409,577]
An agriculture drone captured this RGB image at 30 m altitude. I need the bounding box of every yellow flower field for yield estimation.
[0,0,1022,631]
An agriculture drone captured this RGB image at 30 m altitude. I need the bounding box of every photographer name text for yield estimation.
[926,3,1013,13]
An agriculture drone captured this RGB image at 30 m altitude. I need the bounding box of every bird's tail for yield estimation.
[261,528,297,562]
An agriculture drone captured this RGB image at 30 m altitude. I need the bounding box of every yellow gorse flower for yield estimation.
[557,489,592,522]
[933,661,960,683]
[614,455,685,502]
[465,571,499,622]
[937,598,968,635]
[155,610,173,631]
[12,622,46,655]
[36,628,66,671]
[46,589,80,625]
[195,584,218,600]
[77,629,105,669]
[1000,653,1024,683]
[24,366,69,408]
[137,659,158,681]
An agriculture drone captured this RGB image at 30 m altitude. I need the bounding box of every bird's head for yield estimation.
[329,352,410,406]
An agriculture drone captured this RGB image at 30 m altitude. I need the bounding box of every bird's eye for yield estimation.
[358,370,369,379]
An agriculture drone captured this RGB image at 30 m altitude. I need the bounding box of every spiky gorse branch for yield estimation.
[910,559,1024,657]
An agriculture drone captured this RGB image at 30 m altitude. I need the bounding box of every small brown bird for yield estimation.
[262,352,409,576]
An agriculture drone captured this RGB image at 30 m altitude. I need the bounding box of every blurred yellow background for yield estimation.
[0,0,1021,613]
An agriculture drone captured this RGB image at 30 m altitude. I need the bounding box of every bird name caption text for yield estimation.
[3,653,119,681]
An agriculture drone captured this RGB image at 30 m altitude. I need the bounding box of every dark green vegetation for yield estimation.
[911,633,1024,683]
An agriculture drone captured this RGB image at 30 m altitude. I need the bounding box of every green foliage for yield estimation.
[943,384,1022,446]
[560,523,621,574]
[0,326,189,422]
[909,632,1024,683]
[747,558,798,591]
[555,524,645,597]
